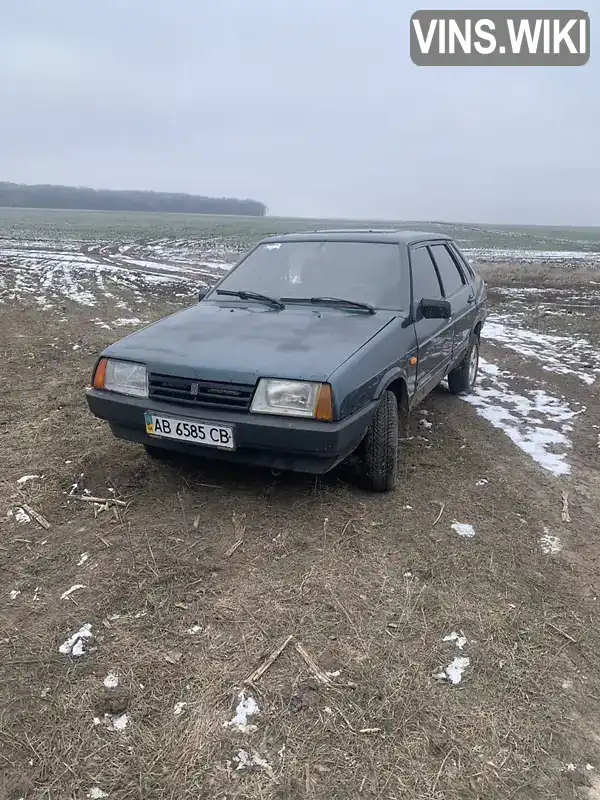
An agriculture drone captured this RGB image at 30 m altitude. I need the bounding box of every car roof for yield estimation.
[258,229,453,246]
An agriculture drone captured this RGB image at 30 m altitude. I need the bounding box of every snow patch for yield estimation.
[103,673,119,689]
[114,317,142,326]
[0,236,233,308]
[451,522,476,538]
[93,318,112,330]
[484,317,599,385]
[540,528,562,555]
[187,625,202,634]
[59,623,93,656]
[443,631,467,649]
[16,474,40,485]
[224,692,260,733]
[233,748,271,771]
[465,247,600,264]
[87,789,109,799]
[9,589,21,600]
[94,712,129,732]
[111,713,129,731]
[174,701,187,716]
[77,553,90,566]
[435,657,470,685]
[462,358,578,477]
[7,507,31,524]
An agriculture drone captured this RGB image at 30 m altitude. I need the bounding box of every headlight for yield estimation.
[250,379,333,420]
[92,358,148,398]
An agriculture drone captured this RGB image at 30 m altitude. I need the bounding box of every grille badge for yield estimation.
[190,382,199,396]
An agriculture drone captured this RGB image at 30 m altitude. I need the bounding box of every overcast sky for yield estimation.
[0,0,597,224]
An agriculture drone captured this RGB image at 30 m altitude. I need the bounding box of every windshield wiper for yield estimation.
[216,289,285,310]
[281,296,376,314]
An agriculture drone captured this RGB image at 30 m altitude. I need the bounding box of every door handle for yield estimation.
[467,294,475,304]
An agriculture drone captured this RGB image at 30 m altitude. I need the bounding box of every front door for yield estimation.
[409,245,453,399]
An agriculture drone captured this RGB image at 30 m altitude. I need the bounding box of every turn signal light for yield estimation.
[92,358,108,390]
[315,384,333,421]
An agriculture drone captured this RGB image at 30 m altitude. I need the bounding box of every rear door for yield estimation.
[409,245,453,397]
[429,242,475,363]
[449,241,488,316]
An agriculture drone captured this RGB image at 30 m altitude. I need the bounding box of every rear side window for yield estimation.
[410,246,442,303]
[449,242,475,277]
[430,244,465,297]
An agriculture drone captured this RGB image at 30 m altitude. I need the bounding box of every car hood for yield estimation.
[103,301,398,384]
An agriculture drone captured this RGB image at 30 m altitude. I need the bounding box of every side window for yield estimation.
[410,246,442,304]
[449,242,475,278]
[430,244,465,297]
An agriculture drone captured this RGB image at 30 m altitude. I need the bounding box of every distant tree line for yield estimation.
[0,182,267,216]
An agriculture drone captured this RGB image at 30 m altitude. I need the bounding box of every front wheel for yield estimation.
[448,334,480,395]
[361,390,399,492]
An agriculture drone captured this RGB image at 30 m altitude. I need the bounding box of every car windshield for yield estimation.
[213,241,402,308]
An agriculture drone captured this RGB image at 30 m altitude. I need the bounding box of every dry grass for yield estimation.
[476,262,600,290]
[2,286,600,799]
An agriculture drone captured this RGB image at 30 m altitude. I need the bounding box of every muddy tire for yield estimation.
[361,390,399,492]
[448,333,480,395]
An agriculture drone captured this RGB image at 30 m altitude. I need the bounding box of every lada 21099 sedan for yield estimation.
[86,229,487,491]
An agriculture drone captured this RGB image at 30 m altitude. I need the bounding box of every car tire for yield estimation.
[361,390,399,492]
[448,333,480,395]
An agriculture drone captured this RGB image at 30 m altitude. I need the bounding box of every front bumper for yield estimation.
[85,389,377,474]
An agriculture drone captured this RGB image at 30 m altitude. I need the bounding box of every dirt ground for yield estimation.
[2,266,600,800]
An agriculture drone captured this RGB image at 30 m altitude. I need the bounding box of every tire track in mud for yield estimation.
[0,238,234,307]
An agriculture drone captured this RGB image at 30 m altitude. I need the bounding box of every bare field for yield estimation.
[2,225,600,799]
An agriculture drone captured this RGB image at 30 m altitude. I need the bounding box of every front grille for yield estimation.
[148,373,254,411]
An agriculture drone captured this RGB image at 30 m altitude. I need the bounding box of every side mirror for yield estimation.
[419,298,451,319]
[198,289,208,302]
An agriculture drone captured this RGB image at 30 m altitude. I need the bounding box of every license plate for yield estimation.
[144,412,235,450]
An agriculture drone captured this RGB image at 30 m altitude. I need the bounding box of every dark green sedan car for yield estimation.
[86,229,487,491]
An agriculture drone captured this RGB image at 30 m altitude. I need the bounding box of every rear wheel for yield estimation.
[361,390,399,492]
[448,333,480,395]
